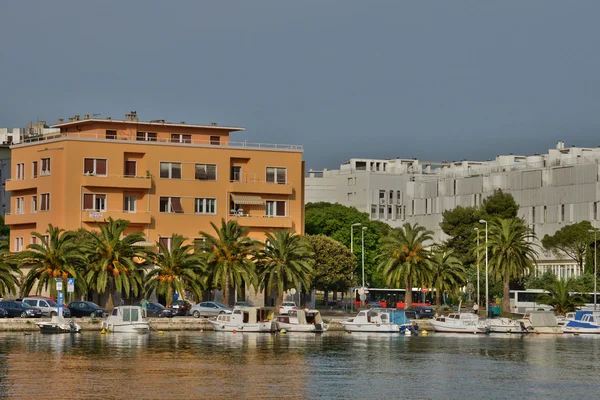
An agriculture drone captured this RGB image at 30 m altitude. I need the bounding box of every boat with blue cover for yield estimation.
[562,310,600,334]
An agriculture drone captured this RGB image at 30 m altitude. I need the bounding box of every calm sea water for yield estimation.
[0,331,598,399]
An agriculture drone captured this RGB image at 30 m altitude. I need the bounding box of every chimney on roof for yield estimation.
[557,140,565,150]
[58,118,64,124]
[84,114,90,119]
[106,116,112,120]
[151,119,166,123]
[125,111,139,122]
[68,117,75,122]
[74,115,80,121]
[211,122,217,126]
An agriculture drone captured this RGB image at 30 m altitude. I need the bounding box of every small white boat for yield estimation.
[484,317,529,334]
[275,309,328,333]
[36,315,81,334]
[209,306,276,333]
[430,313,485,334]
[340,309,408,333]
[518,311,561,334]
[556,312,576,326]
[102,306,150,334]
[562,311,600,334]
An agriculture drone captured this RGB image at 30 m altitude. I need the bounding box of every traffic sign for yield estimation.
[422,287,428,293]
[67,278,75,293]
[56,280,63,291]
[289,288,297,295]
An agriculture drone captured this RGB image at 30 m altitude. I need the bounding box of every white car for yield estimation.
[279,302,297,315]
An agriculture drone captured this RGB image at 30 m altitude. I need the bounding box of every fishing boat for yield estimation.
[484,317,529,334]
[275,309,328,332]
[430,312,485,333]
[340,309,411,333]
[209,306,276,332]
[36,315,81,334]
[562,310,600,334]
[517,311,561,334]
[101,306,150,334]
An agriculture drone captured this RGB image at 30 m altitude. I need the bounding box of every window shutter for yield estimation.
[172,163,182,179]
[206,164,217,180]
[97,159,107,175]
[276,169,286,184]
[41,194,47,210]
[195,165,207,180]
[266,167,275,183]
[125,161,136,177]
[276,201,286,216]
[32,162,38,178]
[83,194,93,209]
[182,134,192,143]
[160,163,169,178]
[172,197,184,213]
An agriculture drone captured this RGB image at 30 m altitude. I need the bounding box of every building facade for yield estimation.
[6,113,305,304]
[305,141,600,279]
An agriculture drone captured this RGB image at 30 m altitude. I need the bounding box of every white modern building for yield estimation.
[0,128,23,145]
[305,141,600,279]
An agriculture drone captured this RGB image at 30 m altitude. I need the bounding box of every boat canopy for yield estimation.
[526,311,558,327]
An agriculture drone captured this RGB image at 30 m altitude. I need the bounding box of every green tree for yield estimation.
[255,230,313,307]
[144,234,207,307]
[20,225,87,297]
[481,189,519,220]
[0,241,21,297]
[479,218,538,314]
[376,223,433,308]
[541,220,593,271]
[303,234,355,294]
[523,269,557,290]
[0,215,10,239]
[426,247,466,306]
[85,218,148,310]
[199,219,258,306]
[537,278,587,315]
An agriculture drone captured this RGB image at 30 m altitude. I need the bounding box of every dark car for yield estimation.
[68,301,108,318]
[404,306,435,319]
[0,301,43,318]
[135,302,175,318]
[0,308,6,318]
[168,300,193,316]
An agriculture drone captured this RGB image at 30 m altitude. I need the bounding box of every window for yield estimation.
[16,163,24,180]
[31,196,37,213]
[84,158,107,176]
[379,190,385,204]
[40,193,50,211]
[266,167,287,184]
[561,204,565,222]
[195,198,216,214]
[14,238,23,252]
[210,136,220,145]
[41,158,51,175]
[594,202,599,221]
[160,162,182,179]
[171,133,191,143]
[32,161,38,178]
[30,236,37,245]
[379,206,384,219]
[544,206,548,223]
[266,200,286,217]
[106,130,117,140]
[83,194,107,211]
[136,132,157,141]
[15,197,24,214]
[124,161,137,177]
[371,205,377,219]
[124,196,136,212]
[159,197,183,213]
[193,238,206,252]
[532,207,536,224]
[195,164,217,181]
[348,177,354,186]
[231,166,241,182]
[158,237,172,253]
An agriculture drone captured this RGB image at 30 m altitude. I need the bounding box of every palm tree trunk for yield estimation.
[435,285,441,307]
[223,276,230,307]
[106,278,115,311]
[502,269,510,314]
[276,291,284,308]
[405,277,413,308]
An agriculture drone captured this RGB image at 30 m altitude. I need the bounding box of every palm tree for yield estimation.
[0,241,21,297]
[19,225,87,296]
[84,218,149,310]
[255,230,314,307]
[376,223,433,308]
[199,219,259,306]
[537,278,587,315]
[426,247,466,307]
[480,217,538,314]
[144,234,207,306]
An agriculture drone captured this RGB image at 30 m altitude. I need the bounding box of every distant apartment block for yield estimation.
[305,141,600,279]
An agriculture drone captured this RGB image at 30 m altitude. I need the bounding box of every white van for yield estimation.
[22,297,71,318]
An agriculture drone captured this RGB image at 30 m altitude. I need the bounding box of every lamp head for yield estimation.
[474,227,478,231]
[478,219,487,224]
[362,226,368,231]
[589,229,597,233]
[352,223,362,227]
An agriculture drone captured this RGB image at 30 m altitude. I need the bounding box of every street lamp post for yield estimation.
[479,219,489,318]
[350,223,361,311]
[589,229,598,311]
[474,227,480,310]
[361,226,367,306]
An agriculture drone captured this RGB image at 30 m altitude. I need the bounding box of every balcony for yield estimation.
[5,213,37,225]
[5,178,37,192]
[82,174,152,190]
[234,215,293,229]
[230,180,293,195]
[81,210,152,225]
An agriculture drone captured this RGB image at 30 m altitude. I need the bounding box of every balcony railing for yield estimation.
[82,174,152,189]
[19,132,303,151]
[81,210,152,224]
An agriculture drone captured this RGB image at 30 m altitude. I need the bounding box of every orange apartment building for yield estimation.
[5,113,304,302]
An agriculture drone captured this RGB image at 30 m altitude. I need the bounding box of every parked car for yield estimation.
[67,301,108,318]
[23,297,71,318]
[190,302,232,318]
[234,301,251,307]
[135,302,175,318]
[0,308,7,318]
[168,300,193,316]
[0,301,43,318]
[404,306,435,319]
[279,302,297,315]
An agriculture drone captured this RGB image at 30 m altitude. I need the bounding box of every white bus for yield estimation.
[510,289,600,313]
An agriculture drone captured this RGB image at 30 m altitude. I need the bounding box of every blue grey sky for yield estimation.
[1,1,600,169]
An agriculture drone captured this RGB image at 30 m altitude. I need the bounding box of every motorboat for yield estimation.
[340,309,411,333]
[562,310,600,334]
[430,312,485,334]
[101,306,150,334]
[275,309,328,333]
[36,315,81,334]
[518,311,562,334]
[209,306,276,332]
[556,311,576,326]
[484,317,529,334]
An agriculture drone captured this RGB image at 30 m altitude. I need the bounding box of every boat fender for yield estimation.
[485,327,491,335]
[101,328,106,335]
[281,329,287,334]
[232,329,237,334]
[421,330,428,336]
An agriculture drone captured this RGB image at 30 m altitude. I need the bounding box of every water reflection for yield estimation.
[0,332,599,399]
